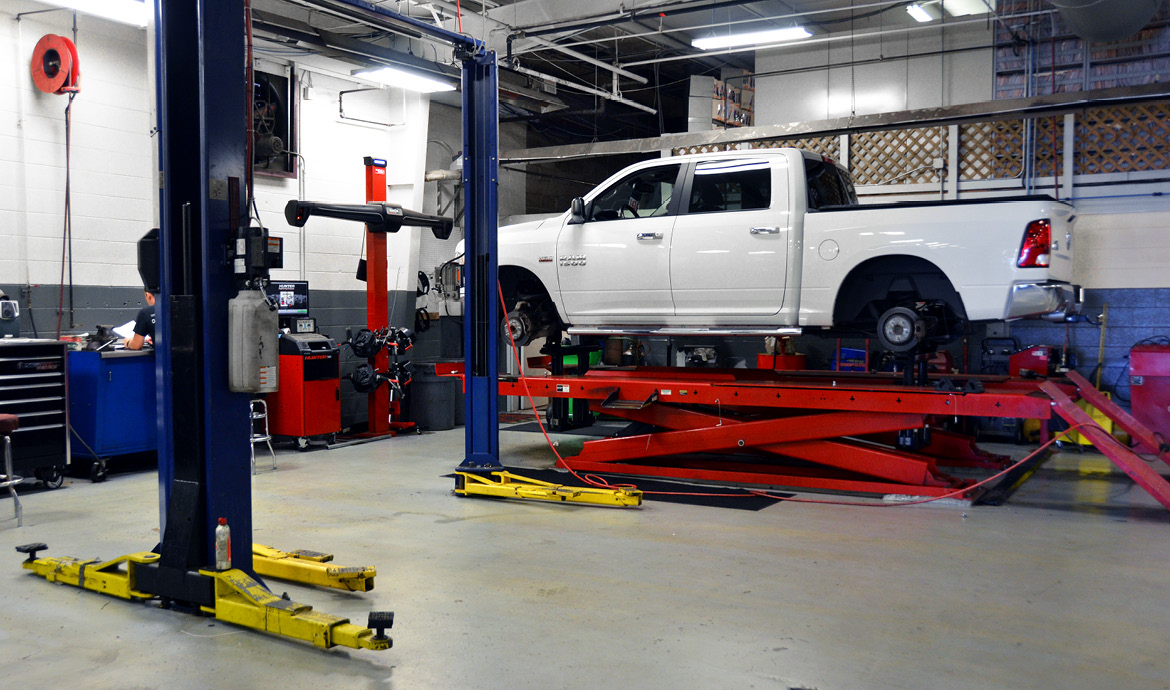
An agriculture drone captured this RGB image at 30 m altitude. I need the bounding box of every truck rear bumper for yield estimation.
[1007,282,1082,321]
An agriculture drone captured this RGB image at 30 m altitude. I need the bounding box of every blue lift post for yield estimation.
[15,0,501,650]
[458,49,503,471]
[152,0,255,591]
[152,0,501,593]
[315,1,503,471]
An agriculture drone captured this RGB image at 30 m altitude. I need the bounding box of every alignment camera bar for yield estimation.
[284,200,454,239]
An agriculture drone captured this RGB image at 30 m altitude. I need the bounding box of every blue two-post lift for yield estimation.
[16,0,501,651]
[154,0,500,573]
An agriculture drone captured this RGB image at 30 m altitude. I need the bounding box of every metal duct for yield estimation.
[1048,0,1160,43]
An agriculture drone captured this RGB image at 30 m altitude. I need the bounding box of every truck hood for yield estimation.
[456,214,562,257]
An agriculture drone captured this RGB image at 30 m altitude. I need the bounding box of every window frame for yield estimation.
[585,163,687,223]
[680,157,775,216]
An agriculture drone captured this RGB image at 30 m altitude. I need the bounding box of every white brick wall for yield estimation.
[0,4,152,288]
[252,61,432,293]
[2,6,436,296]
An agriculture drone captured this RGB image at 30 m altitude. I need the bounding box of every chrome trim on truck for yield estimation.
[567,326,804,337]
[1007,282,1082,321]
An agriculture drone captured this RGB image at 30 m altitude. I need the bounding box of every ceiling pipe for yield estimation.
[511,0,910,56]
[515,0,762,39]
[508,62,658,114]
[419,0,648,84]
[1047,0,1160,43]
[620,10,1057,68]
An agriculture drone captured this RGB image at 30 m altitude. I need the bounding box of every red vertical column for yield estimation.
[364,157,389,435]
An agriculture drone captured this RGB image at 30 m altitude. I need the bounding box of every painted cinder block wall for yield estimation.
[0,5,458,428]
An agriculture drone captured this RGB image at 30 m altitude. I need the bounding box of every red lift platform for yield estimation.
[437,362,1170,509]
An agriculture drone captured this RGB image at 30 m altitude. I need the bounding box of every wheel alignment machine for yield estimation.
[15,0,502,650]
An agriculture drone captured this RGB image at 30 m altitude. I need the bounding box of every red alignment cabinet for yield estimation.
[267,333,341,438]
[1129,343,1170,452]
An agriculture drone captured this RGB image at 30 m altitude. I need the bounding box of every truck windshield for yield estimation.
[805,158,858,209]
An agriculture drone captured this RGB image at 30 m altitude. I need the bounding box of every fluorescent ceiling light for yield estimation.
[907,4,934,22]
[35,0,149,27]
[692,26,812,51]
[352,66,456,94]
[942,0,995,17]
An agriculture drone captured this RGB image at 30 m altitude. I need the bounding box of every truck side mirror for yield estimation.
[568,197,586,225]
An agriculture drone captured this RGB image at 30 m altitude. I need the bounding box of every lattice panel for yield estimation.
[751,136,840,160]
[672,143,733,156]
[848,127,947,186]
[959,120,1024,181]
[1075,102,1170,175]
[1032,116,1065,180]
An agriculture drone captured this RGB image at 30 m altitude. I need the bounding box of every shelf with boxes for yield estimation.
[712,71,755,128]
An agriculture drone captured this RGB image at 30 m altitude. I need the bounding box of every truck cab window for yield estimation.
[804,158,858,210]
[688,159,771,214]
[589,165,680,222]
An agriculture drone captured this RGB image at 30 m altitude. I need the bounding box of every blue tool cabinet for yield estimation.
[68,350,157,478]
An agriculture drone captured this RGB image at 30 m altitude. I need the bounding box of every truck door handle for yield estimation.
[750,226,780,235]
[637,232,663,240]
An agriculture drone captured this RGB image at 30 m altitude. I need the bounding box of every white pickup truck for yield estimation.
[497,148,1080,352]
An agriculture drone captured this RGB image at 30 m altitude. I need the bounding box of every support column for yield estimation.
[459,49,503,470]
[364,158,390,435]
[947,124,960,200]
[1062,112,1076,200]
[155,0,253,579]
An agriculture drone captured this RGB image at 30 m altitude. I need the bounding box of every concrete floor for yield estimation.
[1,427,1169,690]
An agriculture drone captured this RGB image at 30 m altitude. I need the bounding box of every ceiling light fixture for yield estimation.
[35,0,149,27]
[692,26,812,51]
[352,66,456,94]
[907,4,934,23]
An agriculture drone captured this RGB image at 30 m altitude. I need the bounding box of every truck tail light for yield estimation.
[1017,219,1051,268]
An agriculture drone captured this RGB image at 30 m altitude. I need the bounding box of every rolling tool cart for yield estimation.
[68,350,157,481]
[0,339,69,488]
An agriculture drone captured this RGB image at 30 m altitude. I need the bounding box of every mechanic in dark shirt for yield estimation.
[124,290,156,350]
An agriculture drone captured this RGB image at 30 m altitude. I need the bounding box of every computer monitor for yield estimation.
[265,281,309,316]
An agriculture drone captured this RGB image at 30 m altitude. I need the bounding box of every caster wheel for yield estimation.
[89,460,108,483]
[296,437,310,451]
[36,467,64,490]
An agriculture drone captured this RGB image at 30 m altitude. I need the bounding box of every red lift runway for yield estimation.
[437,363,1170,508]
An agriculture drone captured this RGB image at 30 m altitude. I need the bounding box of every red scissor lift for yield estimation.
[437,363,1170,508]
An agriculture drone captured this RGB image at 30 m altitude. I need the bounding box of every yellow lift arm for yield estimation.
[455,470,643,507]
[15,543,391,651]
[252,543,376,592]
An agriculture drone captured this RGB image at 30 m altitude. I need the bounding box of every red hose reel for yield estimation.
[31,34,81,95]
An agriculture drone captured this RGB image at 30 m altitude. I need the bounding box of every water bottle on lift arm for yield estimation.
[215,517,231,570]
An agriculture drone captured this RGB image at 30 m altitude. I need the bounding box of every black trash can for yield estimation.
[437,358,465,427]
[407,360,458,430]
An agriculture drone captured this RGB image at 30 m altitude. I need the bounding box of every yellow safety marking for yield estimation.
[199,568,391,650]
[23,552,158,601]
[20,548,389,651]
[455,470,643,507]
[252,543,376,592]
